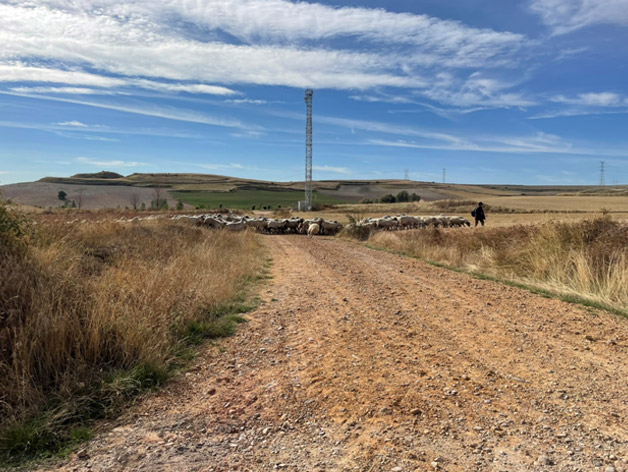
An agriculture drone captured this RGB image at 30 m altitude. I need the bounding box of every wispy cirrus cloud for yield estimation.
[313,165,352,174]
[552,92,627,107]
[369,132,628,157]
[2,91,248,128]
[56,120,89,127]
[76,157,147,167]
[197,163,245,171]
[529,92,628,119]
[0,0,527,96]
[529,0,628,34]
[0,64,238,96]
[0,120,203,139]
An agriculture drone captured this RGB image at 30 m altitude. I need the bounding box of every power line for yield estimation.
[304,89,313,210]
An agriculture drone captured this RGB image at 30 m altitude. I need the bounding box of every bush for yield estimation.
[380,194,396,204]
[396,190,410,202]
[150,198,169,210]
[0,197,31,250]
[410,193,421,202]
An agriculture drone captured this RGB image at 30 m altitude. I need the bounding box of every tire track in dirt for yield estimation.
[43,236,628,472]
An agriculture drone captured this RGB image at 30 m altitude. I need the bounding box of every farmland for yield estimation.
[171,189,345,209]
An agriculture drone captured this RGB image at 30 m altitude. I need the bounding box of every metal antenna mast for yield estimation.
[599,161,605,186]
[304,89,313,210]
[442,168,446,184]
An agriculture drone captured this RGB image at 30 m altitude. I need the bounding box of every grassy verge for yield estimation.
[0,201,268,467]
[352,216,628,317]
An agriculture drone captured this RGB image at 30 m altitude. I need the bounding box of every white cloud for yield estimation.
[530,0,628,34]
[3,91,247,128]
[368,134,628,157]
[313,165,352,174]
[0,120,203,139]
[56,120,89,127]
[552,92,625,106]
[529,92,628,119]
[198,163,244,170]
[0,64,238,95]
[76,157,146,167]
[0,1,526,94]
[10,86,115,95]
[418,72,535,108]
[226,99,269,105]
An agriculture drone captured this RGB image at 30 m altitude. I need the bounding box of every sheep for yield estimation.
[204,216,225,229]
[307,223,320,238]
[267,219,287,234]
[398,215,421,229]
[321,220,342,235]
[225,220,246,231]
[285,217,304,233]
[375,217,399,231]
[245,218,268,232]
[448,216,471,227]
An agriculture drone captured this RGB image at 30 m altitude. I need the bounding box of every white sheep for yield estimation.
[307,223,320,238]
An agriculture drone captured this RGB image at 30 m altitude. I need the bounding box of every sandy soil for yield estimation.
[39,236,628,472]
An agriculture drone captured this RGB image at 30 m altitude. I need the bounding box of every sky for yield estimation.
[1,0,628,186]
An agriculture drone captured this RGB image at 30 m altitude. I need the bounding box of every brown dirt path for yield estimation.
[40,236,628,472]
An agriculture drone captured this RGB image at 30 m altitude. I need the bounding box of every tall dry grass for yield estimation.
[0,203,265,460]
[369,216,628,311]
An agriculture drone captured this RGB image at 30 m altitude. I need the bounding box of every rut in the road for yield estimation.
[44,236,628,472]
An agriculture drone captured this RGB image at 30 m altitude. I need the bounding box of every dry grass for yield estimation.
[0,202,265,462]
[367,216,628,312]
[477,195,628,212]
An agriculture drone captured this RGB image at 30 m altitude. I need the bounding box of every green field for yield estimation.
[171,190,347,209]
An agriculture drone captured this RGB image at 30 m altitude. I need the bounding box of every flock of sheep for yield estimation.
[353,214,471,231]
[189,213,344,236]
[65,212,472,237]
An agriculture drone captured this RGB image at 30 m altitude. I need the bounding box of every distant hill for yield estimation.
[70,171,124,179]
[2,172,626,210]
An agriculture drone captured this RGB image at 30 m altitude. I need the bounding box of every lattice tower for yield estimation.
[304,89,313,210]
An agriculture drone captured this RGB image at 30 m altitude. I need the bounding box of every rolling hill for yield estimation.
[2,172,627,210]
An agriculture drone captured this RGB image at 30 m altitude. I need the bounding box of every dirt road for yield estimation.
[43,236,628,472]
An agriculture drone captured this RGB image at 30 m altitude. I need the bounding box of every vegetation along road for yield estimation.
[44,235,628,472]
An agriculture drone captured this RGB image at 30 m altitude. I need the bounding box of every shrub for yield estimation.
[0,197,31,249]
[380,194,396,203]
[396,190,410,202]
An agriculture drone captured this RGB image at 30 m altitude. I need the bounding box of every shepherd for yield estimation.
[471,202,486,227]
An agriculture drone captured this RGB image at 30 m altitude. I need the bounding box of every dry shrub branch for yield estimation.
[368,216,628,310]
[0,205,265,460]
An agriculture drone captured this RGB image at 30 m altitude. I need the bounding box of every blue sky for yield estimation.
[1,0,628,185]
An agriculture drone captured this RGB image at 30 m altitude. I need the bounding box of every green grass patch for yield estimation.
[171,189,346,209]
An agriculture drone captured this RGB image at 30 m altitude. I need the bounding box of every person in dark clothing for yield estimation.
[472,202,486,227]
